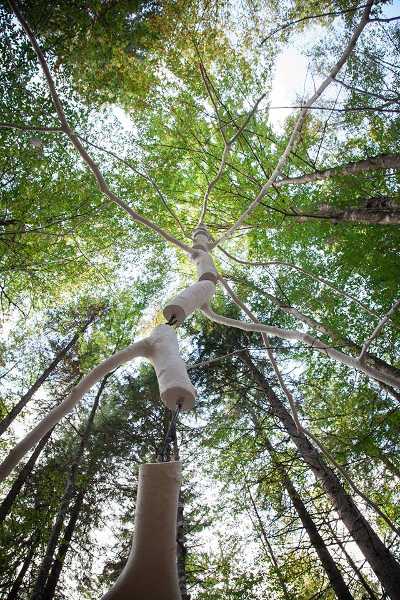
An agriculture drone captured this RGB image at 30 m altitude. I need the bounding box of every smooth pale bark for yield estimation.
[30,376,108,600]
[102,462,182,600]
[0,326,196,482]
[164,281,216,325]
[0,323,85,437]
[212,0,374,246]
[261,436,354,600]
[240,351,400,600]
[0,428,54,523]
[202,305,400,390]
[228,274,400,392]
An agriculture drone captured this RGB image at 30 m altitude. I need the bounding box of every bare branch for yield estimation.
[359,299,400,361]
[0,122,63,133]
[201,302,400,389]
[9,0,194,256]
[212,0,374,247]
[260,3,370,45]
[217,247,386,322]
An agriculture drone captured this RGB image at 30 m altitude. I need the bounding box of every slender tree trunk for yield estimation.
[240,351,400,600]
[6,536,38,600]
[246,482,292,600]
[0,313,96,437]
[29,374,108,600]
[326,521,379,600]
[41,488,86,600]
[261,436,354,600]
[173,430,190,600]
[0,428,54,523]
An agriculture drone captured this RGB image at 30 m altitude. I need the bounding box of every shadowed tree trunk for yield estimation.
[326,521,379,600]
[261,435,354,600]
[240,350,400,600]
[29,374,109,600]
[41,488,86,599]
[0,312,97,437]
[0,428,54,523]
[6,535,38,600]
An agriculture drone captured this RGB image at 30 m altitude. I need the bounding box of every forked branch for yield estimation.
[212,0,374,247]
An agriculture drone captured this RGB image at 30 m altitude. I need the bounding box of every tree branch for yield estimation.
[9,0,194,256]
[359,298,400,361]
[212,0,375,247]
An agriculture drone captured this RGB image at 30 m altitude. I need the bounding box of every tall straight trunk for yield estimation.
[240,351,400,600]
[326,521,379,600]
[6,537,38,600]
[0,428,54,523]
[173,429,190,599]
[0,313,96,437]
[29,374,109,600]
[246,482,291,600]
[41,488,86,600]
[261,436,354,600]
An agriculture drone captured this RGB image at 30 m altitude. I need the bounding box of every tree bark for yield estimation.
[6,537,38,600]
[41,488,86,600]
[230,275,400,390]
[275,154,400,188]
[0,428,54,523]
[326,522,379,600]
[0,313,96,437]
[262,436,354,600]
[293,206,400,225]
[240,351,400,600]
[29,374,109,600]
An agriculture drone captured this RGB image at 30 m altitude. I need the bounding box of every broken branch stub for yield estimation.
[146,325,196,411]
[163,280,216,325]
[101,461,182,600]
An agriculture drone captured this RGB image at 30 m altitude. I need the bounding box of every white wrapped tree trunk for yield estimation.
[101,461,182,600]
[146,325,196,411]
[163,281,216,325]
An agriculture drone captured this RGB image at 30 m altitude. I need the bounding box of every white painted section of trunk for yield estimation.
[147,325,196,411]
[192,250,218,283]
[101,461,182,600]
[163,281,216,325]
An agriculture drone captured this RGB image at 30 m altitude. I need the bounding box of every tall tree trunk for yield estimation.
[261,435,354,600]
[41,488,86,600]
[6,536,38,600]
[0,428,54,523]
[0,313,96,437]
[326,521,379,600]
[245,482,292,600]
[240,351,400,600]
[29,374,109,600]
[173,429,190,599]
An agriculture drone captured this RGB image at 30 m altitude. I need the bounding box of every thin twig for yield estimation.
[359,299,400,361]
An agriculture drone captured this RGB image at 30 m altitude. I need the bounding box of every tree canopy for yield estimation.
[0,0,399,599]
